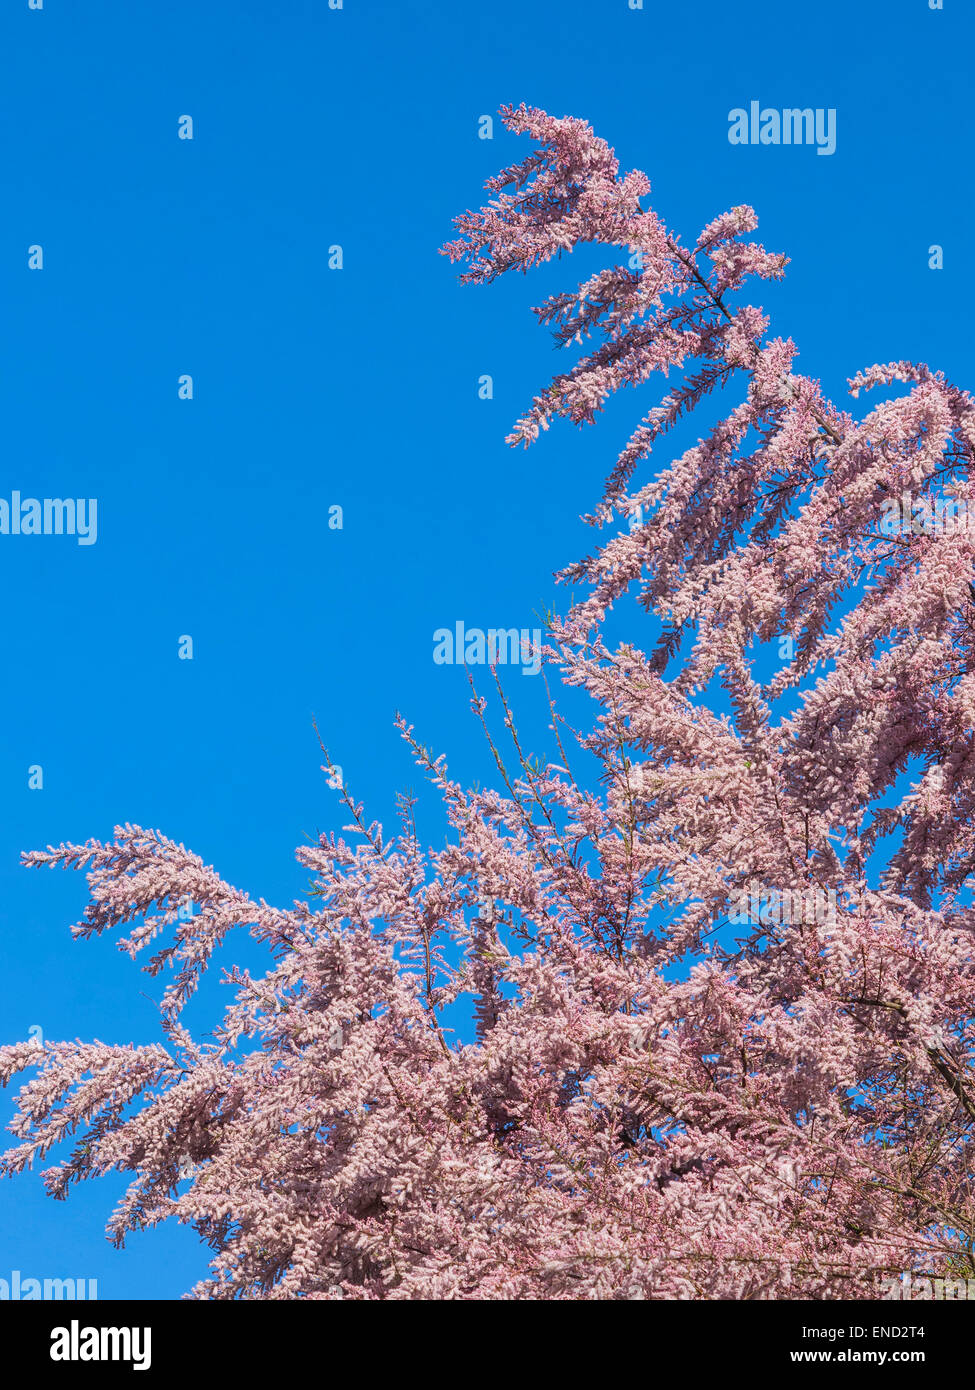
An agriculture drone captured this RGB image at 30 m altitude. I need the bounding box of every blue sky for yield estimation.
[0,0,972,1299]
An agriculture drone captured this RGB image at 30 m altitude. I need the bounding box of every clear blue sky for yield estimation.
[1,0,971,1299]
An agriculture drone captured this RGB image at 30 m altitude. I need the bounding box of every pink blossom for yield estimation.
[4,106,975,1300]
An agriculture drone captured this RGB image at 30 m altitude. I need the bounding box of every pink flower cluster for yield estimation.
[3,106,975,1300]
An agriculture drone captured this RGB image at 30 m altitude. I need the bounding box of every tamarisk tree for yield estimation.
[4,105,975,1300]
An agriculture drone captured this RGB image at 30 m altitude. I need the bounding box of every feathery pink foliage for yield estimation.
[5,104,975,1299]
